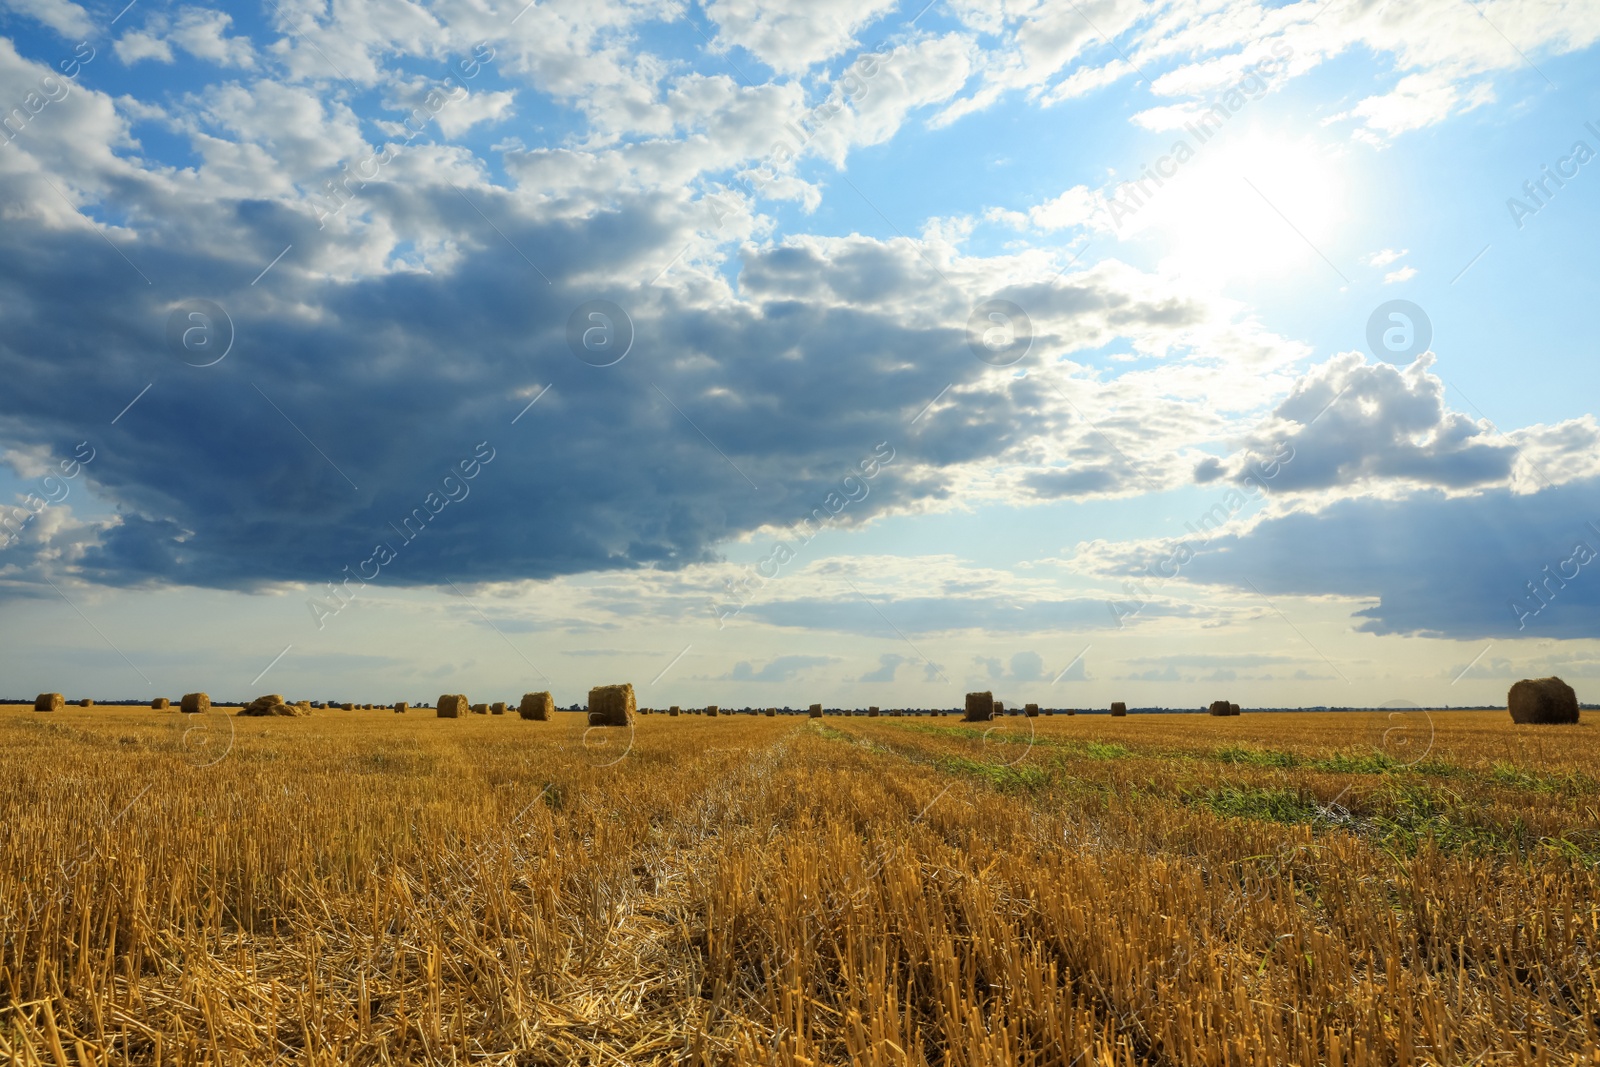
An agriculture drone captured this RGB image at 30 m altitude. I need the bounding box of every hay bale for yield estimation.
[79,698,94,707]
[994,700,1004,718]
[964,691,993,722]
[706,705,719,717]
[1229,703,1240,715]
[1509,677,1579,724]
[519,692,554,721]
[1110,702,1127,717]
[1209,700,1231,717]
[240,694,305,717]
[181,692,210,714]
[491,701,507,715]
[766,707,777,717]
[437,694,468,718]
[152,697,170,710]
[588,683,636,727]
[394,702,408,713]
[1025,703,1039,717]
[471,703,489,715]
[342,702,355,711]
[1064,708,1076,716]
[669,705,681,717]
[868,706,880,717]
[809,703,822,718]
[34,692,63,712]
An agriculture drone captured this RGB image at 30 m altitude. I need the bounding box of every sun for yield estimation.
[1108,129,1349,286]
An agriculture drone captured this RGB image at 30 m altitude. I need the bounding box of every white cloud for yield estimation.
[2,0,91,38]
[114,31,174,65]
[1383,265,1417,284]
[1365,248,1407,267]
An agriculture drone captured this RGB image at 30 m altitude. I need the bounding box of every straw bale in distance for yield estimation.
[491,702,507,715]
[868,706,880,717]
[437,694,468,718]
[79,698,94,707]
[180,693,210,714]
[1110,702,1127,716]
[964,691,993,722]
[994,701,1004,718]
[394,702,408,713]
[1229,703,1241,715]
[766,707,777,717]
[1209,700,1231,716]
[1508,677,1580,724]
[809,703,822,718]
[669,705,681,716]
[34,692,63,712]
[151,697,169,710]
[1025,703,1039,717]
[706,705,719,717]
[519,692,554,721]
[471,703,488,715]
[240,694,306,717]
[588,683,636,727]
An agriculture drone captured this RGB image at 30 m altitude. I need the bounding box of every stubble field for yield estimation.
[1,703,1597,1065]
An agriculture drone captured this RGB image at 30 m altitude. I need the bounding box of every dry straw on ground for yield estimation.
[588,683,636,727]
[4,706,1599,1065]
[1508,676,1580,723]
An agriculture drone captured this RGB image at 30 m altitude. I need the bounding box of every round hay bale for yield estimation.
[669,705,681,717]
[706,705,719,717]
[1110,702,1127,716]
[240,694,304,717]
[471,703,489,715]
[1025,703,1039,717]
[1209,700,1231,717]
[868,706,880,717]
[79,698,94,707]
[34,692,63,712]
[437,694,468,718]
[151,697,170,710]
[809,703,822,718]
[1508,677,1579,724]
[491,701,507,715]
[1229,703,1241,715]
[587,683,636,727]
[994,700,1005,718]
[519,692,554,720]
[180,692,210,714]
[964,691,993,722]
[394,702,409,714]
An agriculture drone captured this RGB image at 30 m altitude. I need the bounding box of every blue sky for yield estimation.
[2,0,1598,709]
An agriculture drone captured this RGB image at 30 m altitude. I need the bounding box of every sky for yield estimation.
[1,0,1598,710]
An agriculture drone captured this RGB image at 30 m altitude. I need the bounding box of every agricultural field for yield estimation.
[1,703,1597,1065]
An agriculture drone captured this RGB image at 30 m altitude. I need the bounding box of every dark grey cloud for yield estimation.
[1162,477,1600,640]
[0,192,1192,597]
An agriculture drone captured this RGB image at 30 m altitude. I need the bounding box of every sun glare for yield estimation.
[1111,130,1348,285]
